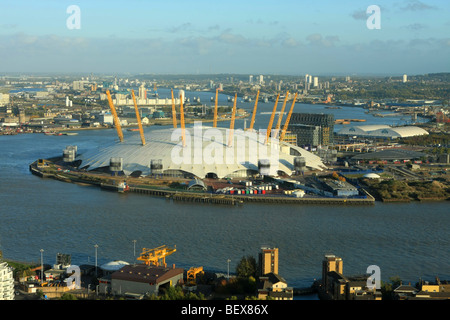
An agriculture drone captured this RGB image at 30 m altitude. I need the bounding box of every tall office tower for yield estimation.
[288,113,335,146]
[259,247,279,276]
[138,83,147,99]
[259,75,264,85]
[249,75,253,84]
[313,76,319,87]
[305,74,309,84]
[322,254,343,289]
[402,74,408,83]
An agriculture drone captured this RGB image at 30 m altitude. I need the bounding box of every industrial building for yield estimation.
[337,125,429,139]
[109,264,184,297]
[351,149,427,163]
[288,113,334,147]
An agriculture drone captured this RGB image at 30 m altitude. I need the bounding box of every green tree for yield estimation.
[236,256,258,279]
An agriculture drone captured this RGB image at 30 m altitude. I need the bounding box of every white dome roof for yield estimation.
[100,260,130,271]
[77,126,327,178]
[363,173,381,179]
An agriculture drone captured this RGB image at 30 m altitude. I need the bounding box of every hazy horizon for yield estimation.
[1,0,449,75]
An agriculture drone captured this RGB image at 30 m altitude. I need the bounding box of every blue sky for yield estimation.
[0,0,449,75]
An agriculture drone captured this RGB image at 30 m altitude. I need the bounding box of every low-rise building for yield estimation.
[257,273,293,300]
[108,264,184,297]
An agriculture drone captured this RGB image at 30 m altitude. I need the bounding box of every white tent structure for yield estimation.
[76,126,327,179]
[337,125,428,139]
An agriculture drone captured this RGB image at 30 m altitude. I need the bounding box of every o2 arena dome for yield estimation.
[75,125,327,179]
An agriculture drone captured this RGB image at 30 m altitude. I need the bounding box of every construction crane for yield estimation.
[180,93,186,147]
[213,88,219,128]
[280,92,298,142]
[137,245,176,267]
[131,90,146,146]
[228,93,237,147]
[274,91,289,139]
[106,90,124,143]
[265,94,280,144]
[171,89,177,128]
[249,90,260,131]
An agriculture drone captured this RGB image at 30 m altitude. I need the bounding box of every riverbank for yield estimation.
[29,159,375,206]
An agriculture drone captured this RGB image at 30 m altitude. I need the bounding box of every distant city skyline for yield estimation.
[0,0,449,75]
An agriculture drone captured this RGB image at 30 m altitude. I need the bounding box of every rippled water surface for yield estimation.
[0,112,448,289]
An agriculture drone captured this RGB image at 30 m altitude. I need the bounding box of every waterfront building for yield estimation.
[337,125,429,139]
[108,264,184,297]
[75,126,327,179]
[259,247,279,276]
[321,255,381,300]
[257,273,293,300]
[288,113,334,146]
[0,261,15,300]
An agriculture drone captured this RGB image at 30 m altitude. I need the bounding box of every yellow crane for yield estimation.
[187,266,204,285]
[106,90,124,143]
[248,90,260,131]
[131,90,146,146]
[213,88,219,128]
[171,89,177,129]
[228,93,237,147]
[137,245,176,267]
[265,94,280,144]
[180,93,186,147]
[280,92,298,142]
[274,91,289,139]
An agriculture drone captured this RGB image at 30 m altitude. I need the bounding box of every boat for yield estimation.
[63,132,78,136]
[118,181,130,193]
[127,128,140,132]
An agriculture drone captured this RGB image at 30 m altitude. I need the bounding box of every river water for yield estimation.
[0,94,448,294]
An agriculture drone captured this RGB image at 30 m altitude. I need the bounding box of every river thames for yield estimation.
[0,95,448,295]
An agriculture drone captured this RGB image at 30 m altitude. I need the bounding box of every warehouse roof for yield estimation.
[111,264,183,284]
[352,149,426,160]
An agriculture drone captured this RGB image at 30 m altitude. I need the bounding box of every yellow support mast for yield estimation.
[106,90,124,143]
[213,88,219,128]
[265,94,280,144]
[228,93,237,147]
[131,90,146,146]
[180,93,186,147]
[171,89,177,129]
[280,92,298,142]
[274,91,289,139]
[249,90,260,131]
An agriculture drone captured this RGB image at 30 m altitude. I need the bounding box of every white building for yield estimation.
[313,77,319,87]
[0,93,10,106]
[403,74,408,83]
[0,262,15,300]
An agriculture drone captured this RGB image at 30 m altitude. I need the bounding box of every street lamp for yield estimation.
[227,259,231,281]
[40,249,44,285]
[94,244,98,276]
